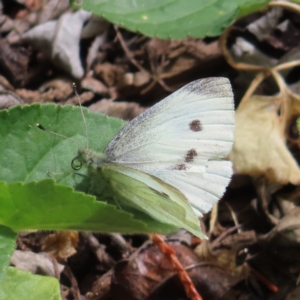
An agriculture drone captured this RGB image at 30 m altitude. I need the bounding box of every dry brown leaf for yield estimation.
[230,94,300,185]
[41,231,79,260]
[65,91,94,105]
[146,38,221,81]
[22,9,92,79]
[111,240,243,300]
[263,207,300,243]
[81,77,108,95]
[194,238,250,278]
[17,77,73,103]
[89,99,145,120]
[94,62,127,87]
[121,71,151,88]
[0,91,23,109]
[11,250,64,277]
[256,208,300,277]
[285,286,300,300]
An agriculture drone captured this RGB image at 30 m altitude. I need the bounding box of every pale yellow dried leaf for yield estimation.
[229,94,300,184]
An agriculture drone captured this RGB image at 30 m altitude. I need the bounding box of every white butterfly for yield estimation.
[74,77,235,237]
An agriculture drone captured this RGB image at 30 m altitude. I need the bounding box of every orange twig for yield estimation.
[250,267,279,293]
[151,234,203,300]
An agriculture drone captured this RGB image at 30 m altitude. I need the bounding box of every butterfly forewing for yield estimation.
[104,78,235,216]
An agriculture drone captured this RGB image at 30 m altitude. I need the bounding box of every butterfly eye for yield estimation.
[71,157,82,170]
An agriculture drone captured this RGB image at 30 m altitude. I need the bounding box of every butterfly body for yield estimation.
[72,148,107,170]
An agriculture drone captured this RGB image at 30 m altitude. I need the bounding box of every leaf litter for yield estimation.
[2,0,300,299]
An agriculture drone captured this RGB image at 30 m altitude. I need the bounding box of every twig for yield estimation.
[274,60,300,72]
[110,233,131,259]
[208,203,218,238]
[63,266,81,300]
[225,202,241,233]
[250,266,279,293]
[114,25,174,93]
[210,225,241,250]
[269,0,300,14]
[82,232,115,268]
[150,234,203,300]
[239,71,268,105]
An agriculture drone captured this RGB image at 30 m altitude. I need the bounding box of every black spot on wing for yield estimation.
[172,164,187,170]
[185,149,197,163]
[189,119,202,132]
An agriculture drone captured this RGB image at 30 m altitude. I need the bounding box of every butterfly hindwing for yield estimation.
[104,78,234,216]
[101,163,203,238]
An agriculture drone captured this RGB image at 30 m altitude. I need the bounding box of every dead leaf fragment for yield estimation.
[247,7,283,42]
[230,94,300,184]
[52,10,92,79]
[41,231,79,260]
[230,37,277,68]
[22,20,56,58]
[17,77,73,103]
[89,99,145,120]
[0,38,31,86]
[0,90,23,109]
[285,286,300,300]
[94,62,127,87]
[66,91,94,105]
[111,241,198,300]
[81,76,108,95]
[111,240,244,300]
[263,207,300,244]
[22,9,92,79]
[195,238,250,278]
[11,250,64,276]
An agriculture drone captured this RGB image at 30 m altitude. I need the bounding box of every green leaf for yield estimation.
[0,103,124,190]
[0,179,178,234]
[0,267,61,300]
[0,226,17,281]
[72,0,269,39]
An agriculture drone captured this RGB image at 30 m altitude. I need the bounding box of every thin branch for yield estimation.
[150,234,203,300]
[269,0,300,14]
[114,25,174,93]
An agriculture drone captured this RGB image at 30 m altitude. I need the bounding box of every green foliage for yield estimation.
[0,267,61,300]
[0,103,124,188]
[0,104,180,234]
[0,226,17,281]
[72,0,269,38]
[0,179,178,234]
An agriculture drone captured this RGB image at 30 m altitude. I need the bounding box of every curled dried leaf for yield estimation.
[230,92,300,185]
[41,231,79,260]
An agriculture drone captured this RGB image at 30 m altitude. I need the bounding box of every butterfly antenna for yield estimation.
[73,83,89,148]
[36,123,84,149]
